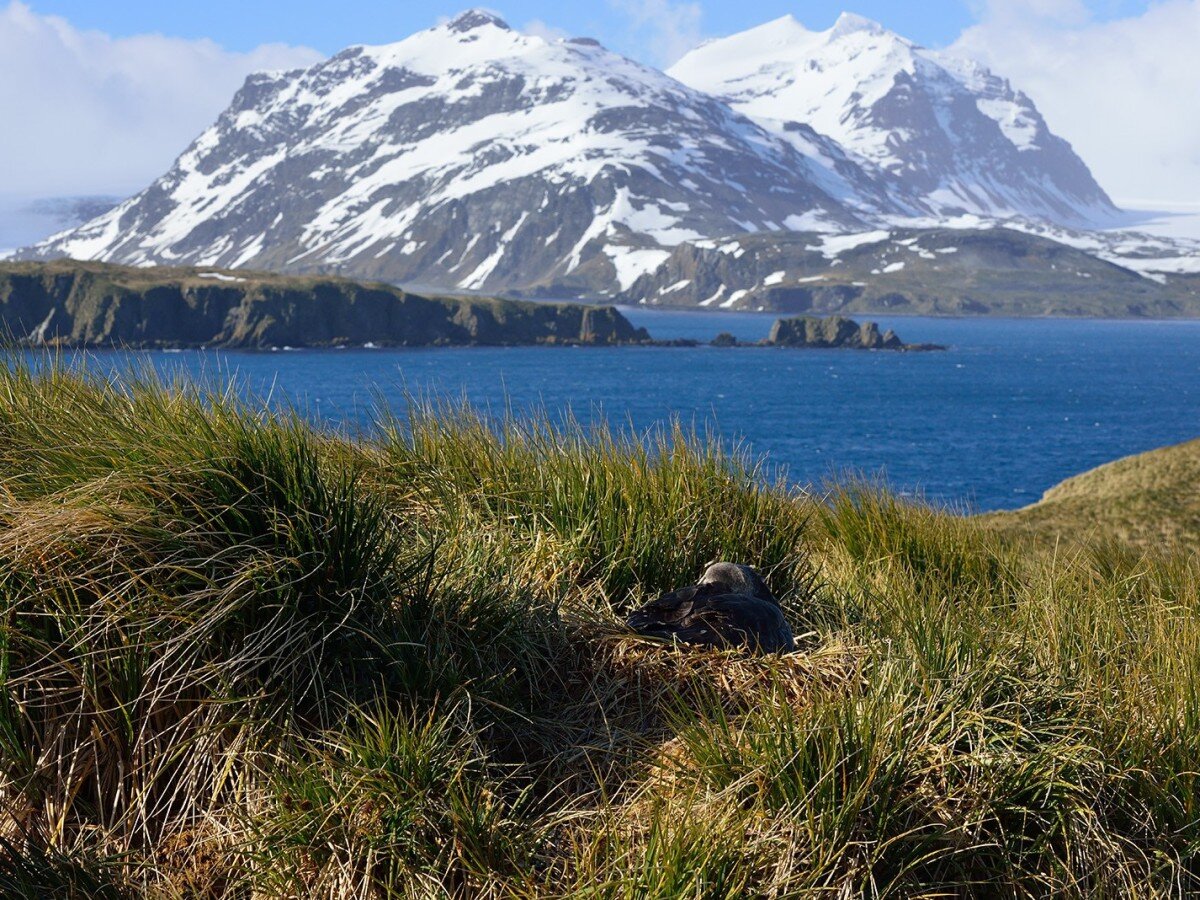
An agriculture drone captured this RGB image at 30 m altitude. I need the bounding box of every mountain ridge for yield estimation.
[619,226,1200,318]
[18,8,1158,301]
[668,13,1117,228]
[21,10,889,295]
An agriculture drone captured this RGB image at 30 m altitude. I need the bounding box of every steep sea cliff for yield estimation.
[0,261,647,349]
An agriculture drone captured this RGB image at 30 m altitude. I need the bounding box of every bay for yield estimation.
[25,309,1200,512]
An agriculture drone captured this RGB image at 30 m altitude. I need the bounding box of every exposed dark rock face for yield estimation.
[0,261,648,349]
[626,562,795,655]
[710,332,739,347]
[19,13,878,297]
[767,315,943,351]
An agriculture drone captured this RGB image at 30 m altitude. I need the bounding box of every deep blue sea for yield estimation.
[27,309,1200,512]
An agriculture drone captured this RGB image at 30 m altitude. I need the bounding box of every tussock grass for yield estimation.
[2,356,1200,897]
[985,436,1200,549]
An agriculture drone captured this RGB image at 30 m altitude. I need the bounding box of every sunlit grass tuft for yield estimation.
[2,355,1200,896]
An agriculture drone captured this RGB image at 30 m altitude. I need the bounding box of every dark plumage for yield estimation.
[625,562,795,654]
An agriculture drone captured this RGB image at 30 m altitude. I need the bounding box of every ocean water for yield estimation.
[25,309,1200,512]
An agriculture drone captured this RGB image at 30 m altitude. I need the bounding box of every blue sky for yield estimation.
[22,0,1157,59]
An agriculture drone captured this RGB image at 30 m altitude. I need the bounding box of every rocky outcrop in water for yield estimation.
[766,315,943,351]
[0,261,648,349]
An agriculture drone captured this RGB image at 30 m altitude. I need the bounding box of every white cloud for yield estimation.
[0,1,322,200]
[952,0,1200,206]
[521,18,569,42]
[607,0,705,67]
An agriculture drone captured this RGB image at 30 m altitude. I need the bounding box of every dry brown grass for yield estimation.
[589,629,866,714]
[5,362,1200,897]
[984,437,1200,549]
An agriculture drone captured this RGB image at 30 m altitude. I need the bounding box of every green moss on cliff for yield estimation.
[0,260,648,348]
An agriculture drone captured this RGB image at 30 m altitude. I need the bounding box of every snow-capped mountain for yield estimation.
[23,9,1141,296]
[24,10,896,294]
[669,14,1118,227]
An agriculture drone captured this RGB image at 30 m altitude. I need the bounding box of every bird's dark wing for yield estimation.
[626,589,795,654]
[703,595,795,654]
[625,585,697,634]
[625,581,732,628]
[646,602,738,649]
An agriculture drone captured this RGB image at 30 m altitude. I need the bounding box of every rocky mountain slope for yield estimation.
[19,9,1187,305]
[20,11,890,296]
[620,227,1200,317]
[669,14,1118,227]
[0,260,645,348]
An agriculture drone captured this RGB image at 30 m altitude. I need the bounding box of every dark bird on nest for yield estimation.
[625,562,795,654]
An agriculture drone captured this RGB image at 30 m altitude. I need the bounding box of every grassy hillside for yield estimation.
[3,360,1200,897]
[987,438,1200,548]
[620,227,1200,317]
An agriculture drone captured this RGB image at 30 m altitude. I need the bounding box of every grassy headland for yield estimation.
[988,438,1200,548]
[2,359,1200,897]
[0,260,647,348]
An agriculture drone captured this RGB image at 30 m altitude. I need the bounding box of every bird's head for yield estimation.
[698,562,777,605]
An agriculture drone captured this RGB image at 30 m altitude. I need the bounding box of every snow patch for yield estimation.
[784,210,841,232]
[721,289,749,308]
[975,98,1040,151]
[607,246,670,291]
[698,285,726,307]
[812,230,891,258]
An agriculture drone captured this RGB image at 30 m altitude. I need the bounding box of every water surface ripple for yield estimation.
[28,309,1200,512]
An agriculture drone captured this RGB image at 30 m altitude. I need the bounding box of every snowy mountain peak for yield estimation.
[445,9,512,33]
[669,15,1117,226]
[21,10,1126,294]
[24,11,893,294]
[749,14,811,41]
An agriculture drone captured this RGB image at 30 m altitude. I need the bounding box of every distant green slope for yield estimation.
[985,438,1200,547]
[0,259,647,348]
[620,227,1200,317]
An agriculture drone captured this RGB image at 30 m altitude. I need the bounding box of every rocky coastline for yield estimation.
[0,261,648,349]
[1,262,943,353]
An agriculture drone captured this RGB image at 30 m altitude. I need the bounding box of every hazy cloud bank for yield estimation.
[952,0,1200,205]
[0,1,321,200]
